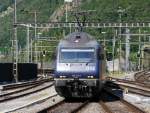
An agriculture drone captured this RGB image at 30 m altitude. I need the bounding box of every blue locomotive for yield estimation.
[54,32,106,98]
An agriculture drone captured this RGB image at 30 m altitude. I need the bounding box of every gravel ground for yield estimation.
[78,103,107,113]
[124,93,150,113]
[48,102,85,113]
[105,101,132,113]
[0,83,56,113]
[12,94,64,113]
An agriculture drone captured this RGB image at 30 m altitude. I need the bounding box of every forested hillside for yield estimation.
[0,0,150,62]
[0,0,63,53]
[80,0,150,22]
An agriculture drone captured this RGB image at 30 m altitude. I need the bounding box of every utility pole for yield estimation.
[138,28,141,70]
[33,11,37,63]
[35,32,42,63]
[141,31,147,70]
[30,39,33,62]
[125,28,130,72]
[113,29,117,74]
[28,11,38,62]
[13,0,18,82]
[65,2,68,23]
[65,0,73,22]
[26,25,30,62]
[117,6,125,72]
[20,10,38,63]
[35,43,37,62]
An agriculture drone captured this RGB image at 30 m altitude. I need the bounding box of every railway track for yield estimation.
[134,70,150,84]
[8,94,59,113]
[107,77,150,88]
[115,81,150,97]
[39,99,89,113]
[100,88,146,113]
[0,79,54,103]
[38,82,146,113]
[39,89,146,113]
[0,78,52,91]
[0,86,60,113]
[0,74,147,113]
[106,77,150,97]
[0,81,56,113]
[38,68,55,75]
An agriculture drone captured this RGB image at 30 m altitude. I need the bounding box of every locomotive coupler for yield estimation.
[67,79,91,97]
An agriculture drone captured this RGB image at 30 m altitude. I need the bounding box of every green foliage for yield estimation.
[0,0,13,12]
[0,0,63,49]
[1,0,150,62]
[80,0,150,22]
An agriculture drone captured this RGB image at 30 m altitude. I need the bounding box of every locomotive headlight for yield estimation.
[87,76,94,78]
[60,76,66,78]
[90,76,94,78]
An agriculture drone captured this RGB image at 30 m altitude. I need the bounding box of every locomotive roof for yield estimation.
[58,32,99,47]
[65,32,93,40]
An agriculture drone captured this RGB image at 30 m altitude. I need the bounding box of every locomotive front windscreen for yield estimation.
[60,49,95,63]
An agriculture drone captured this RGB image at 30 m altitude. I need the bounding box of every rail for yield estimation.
[0,78,52,90]
[0,81,54,103]
[103,87,146,113]
[106,77,150,96]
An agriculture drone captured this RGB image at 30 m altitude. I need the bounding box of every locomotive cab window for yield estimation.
[60,48,95,63]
